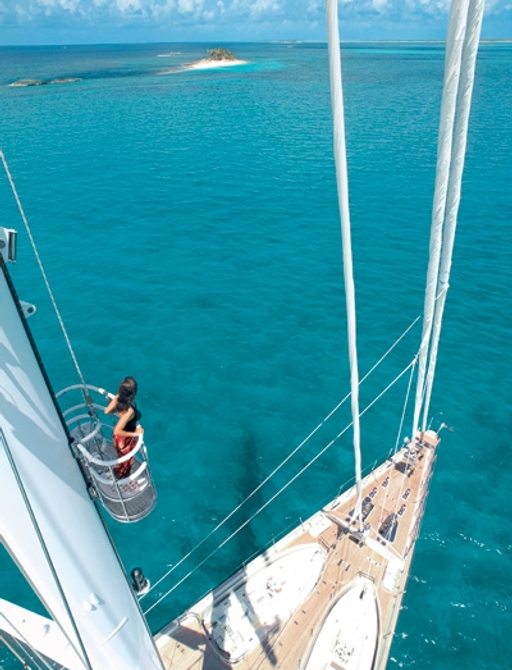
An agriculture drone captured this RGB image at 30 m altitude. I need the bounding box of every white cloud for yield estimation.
[307,0,322,13]
[114,0,143,13]
[34,0,82,13]
[372,0,388,12]
[177,0,204,13]
[0,0,509,35]
[5,0,511,20]
[250,0,281,17]
[152,0,176,18]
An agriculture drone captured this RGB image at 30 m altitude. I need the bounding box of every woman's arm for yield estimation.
[104,394,118,415]
[113,408,143,438]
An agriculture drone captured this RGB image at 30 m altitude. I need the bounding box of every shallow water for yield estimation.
[0,42,511,668]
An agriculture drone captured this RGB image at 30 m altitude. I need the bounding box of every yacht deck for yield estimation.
[156,431,439,670]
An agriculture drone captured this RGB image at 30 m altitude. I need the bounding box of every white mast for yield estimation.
[0,258,164,670]
[326,0,363,526]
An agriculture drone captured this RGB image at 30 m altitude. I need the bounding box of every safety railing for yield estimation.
[56,384,157,523]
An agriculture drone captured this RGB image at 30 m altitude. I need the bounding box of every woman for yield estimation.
[105,376,143,479]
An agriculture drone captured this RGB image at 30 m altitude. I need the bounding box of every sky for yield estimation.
[0,0,510,45]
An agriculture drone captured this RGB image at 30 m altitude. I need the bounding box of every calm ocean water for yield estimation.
[0,42,510,668]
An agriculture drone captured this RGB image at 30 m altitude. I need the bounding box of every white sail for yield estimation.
[412,0,471,435]
[422,0,485,426]
[326,0,363,525]
[0,263,163,670]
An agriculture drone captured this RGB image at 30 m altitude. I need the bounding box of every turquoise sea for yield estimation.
[0,42,510,668]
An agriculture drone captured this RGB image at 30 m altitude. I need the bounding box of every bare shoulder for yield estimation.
[120,406,135,418]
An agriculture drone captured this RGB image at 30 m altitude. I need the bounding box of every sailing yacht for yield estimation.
[0,0,484,668]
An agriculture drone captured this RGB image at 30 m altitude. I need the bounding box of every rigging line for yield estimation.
[326,0,363,529]
[363,356,422,584]
[239,455,381,569]
[155,459,390,663]
[422,0,485,427]
[201,453,382,604]
[393,356,418,455]
[0,150,88,393]
[413,0,470,435]
[412,285,448,434]
[369,359,421,572]
[142,314,421,599]
[359,349,417,573]
[389,349,444,546]
[143,359,415,617]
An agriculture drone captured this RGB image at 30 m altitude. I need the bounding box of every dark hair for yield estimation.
[116,376,138,412]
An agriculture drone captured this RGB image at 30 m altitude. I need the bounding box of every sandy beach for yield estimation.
[186,58,248,71]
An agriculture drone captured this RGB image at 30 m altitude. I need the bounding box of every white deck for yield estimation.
[304,577,378,670]
[203,545,326,661]
[156,431,439,670]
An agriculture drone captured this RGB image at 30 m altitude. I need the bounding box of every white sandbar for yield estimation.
[186,58,247,71]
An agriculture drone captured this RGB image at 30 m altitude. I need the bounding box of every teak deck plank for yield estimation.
[156,432,438,670]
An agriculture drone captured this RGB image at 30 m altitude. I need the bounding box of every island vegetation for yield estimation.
[207,48,237,61]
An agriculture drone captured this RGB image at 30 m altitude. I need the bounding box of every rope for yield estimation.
[146,457,380,636]
[326,0,363,528]
[408,286,448,437]
[393,356,418,454]
[370,351,419,560]
[364,350,422,579]
[0,150,88,394]
[143,359,414,616]
[141,314,421,599]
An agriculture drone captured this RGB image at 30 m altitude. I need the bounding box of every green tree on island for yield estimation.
[207,48,237,61]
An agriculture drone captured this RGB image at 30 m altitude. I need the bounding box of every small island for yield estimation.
[187,47,247,71]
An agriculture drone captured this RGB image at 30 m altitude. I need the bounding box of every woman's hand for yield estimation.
[104,393,118,414]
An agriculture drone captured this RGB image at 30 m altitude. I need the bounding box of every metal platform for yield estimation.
[56,384,157,522]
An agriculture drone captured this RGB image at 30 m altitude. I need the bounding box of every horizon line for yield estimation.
[0,37,511,49]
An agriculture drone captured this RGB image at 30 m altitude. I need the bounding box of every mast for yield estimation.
[0,249,164,670]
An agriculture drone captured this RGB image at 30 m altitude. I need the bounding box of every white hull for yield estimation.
[156,432,438,669]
